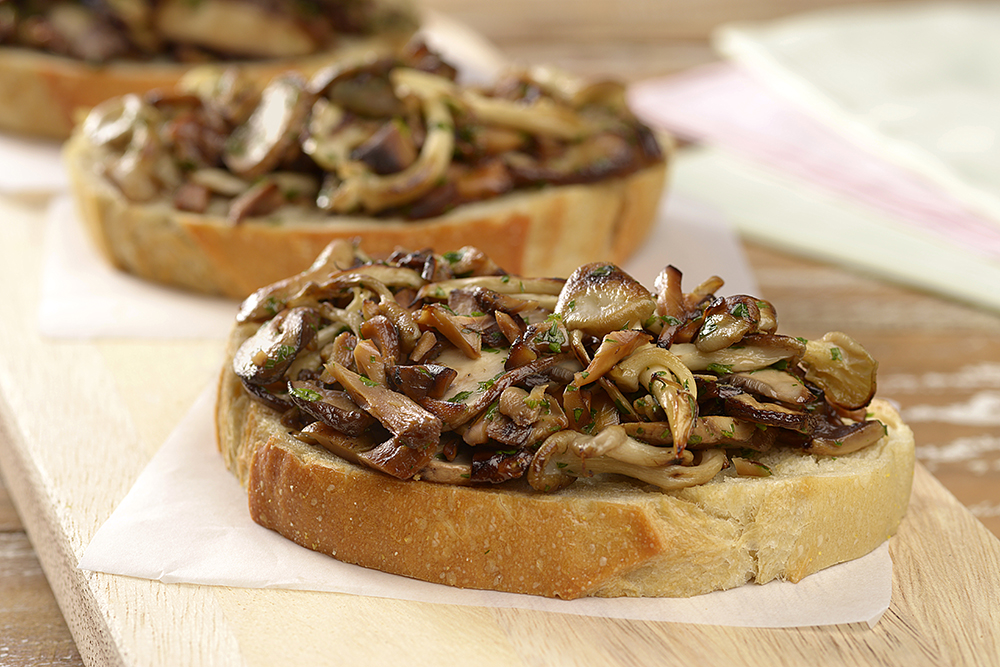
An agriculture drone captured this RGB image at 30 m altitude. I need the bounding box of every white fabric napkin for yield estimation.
[629,63,1000,263]
[628,9,1000,312]
[715,1,1000,229]
[79,382,892,628]
[37,192,759,339]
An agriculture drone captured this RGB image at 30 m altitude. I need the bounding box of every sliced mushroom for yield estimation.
[385,364,459,401]
[351,119,418,175]
[724,393,813,433]
[223,73,314,180]
[416,275,564,305]
[233,307,320,386]
[573,329,651,387]
[295,421,383,465]
[237,239,359,322]
[695,296,761,353]
[287,381,375,436]
[471,449,533,483]
[622,415,760,449]
[357,435,435,480]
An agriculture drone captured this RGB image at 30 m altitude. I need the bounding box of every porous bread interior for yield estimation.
[64,129,669,299]
[216,322,915,599]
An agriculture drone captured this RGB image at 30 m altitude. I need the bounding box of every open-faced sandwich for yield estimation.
[65,41,669,298]
[216,240,915,599]
[0,0,417,138]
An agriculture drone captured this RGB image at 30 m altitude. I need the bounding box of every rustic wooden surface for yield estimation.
[2,0,999,664]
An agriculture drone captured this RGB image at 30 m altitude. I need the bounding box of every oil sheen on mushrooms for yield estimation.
[0,0,415,62]
[233,241,886,492]
[81,39,664,221]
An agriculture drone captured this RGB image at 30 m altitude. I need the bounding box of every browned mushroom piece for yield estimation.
[351,119,418,175]
[233,306,320,386]
[695,295,762,352]
[805,419,887,456]
[671,334,807,373]
[223,73,315,180]
[324,361,442,451]
[471,449,533,483]
[294,421,385,466]
[385,364,459,401]
[287,380,375,436]
[237,239,361,322]
[723,392,813,433]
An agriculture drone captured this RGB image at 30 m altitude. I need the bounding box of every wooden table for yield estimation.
[2,1,999,664]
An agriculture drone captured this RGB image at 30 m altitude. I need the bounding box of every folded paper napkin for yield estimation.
[79,382,892,628]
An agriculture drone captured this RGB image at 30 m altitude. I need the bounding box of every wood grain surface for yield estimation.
[2,1,999,664]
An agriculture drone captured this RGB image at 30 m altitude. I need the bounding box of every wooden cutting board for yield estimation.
[1,189,998,667]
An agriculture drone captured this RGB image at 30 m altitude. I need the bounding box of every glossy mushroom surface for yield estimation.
[232,241,886,493]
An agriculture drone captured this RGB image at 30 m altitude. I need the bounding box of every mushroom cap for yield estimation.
[555,263,656,337]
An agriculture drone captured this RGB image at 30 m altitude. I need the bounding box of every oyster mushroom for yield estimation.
[695,295,762,352]
[317,68,456,214]
[670,334,806,373]
[723,368,812,405]
[608,343,698,457]
[294,421,383,465]
[528,426,726,492]
[237,239,361,322]
[417,275,564,308]
[233,307,320,386]
[621,415,761,449]
[555,263,656,337]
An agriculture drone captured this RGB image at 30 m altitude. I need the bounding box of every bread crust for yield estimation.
[216,322,915,599]
[64,131,669,299]
[0,35,412,139]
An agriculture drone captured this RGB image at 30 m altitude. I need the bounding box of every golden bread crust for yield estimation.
[65,131,669,299]
[216,322,915,599]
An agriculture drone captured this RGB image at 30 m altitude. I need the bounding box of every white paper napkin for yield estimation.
[0,133,67,196]
[38,196,239,339]
[37,191,759,339]
[79,382,892,628]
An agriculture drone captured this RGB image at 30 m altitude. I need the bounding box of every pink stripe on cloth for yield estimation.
[629,63,1000,260]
